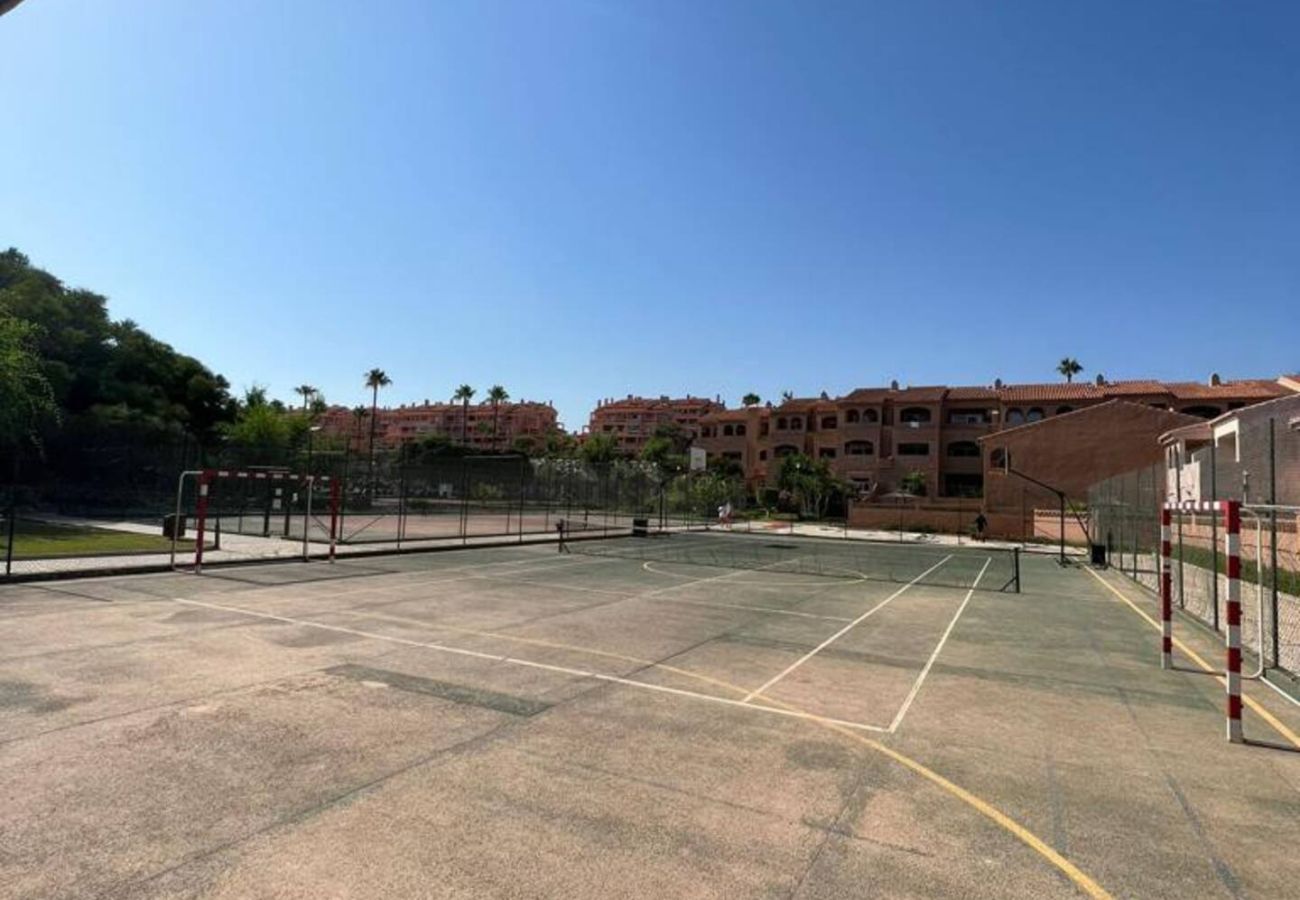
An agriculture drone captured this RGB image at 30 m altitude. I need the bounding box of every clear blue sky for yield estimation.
[2,1,1296,430]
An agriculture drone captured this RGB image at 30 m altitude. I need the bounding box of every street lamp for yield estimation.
[307,424,323,473]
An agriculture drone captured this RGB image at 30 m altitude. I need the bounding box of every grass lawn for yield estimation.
[2,519,197,559]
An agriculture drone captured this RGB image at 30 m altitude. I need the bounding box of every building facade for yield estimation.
[586,395,724,455]
[319,399,559,453]
[696,376,1296,499]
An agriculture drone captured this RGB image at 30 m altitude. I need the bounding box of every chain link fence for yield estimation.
[1088,408,1300,687]
[1,436,756,578]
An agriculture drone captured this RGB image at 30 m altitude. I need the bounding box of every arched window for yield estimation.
[1026,408,1045,422]
[1182,405,1222,419]
[844,440,874,456]
[1055,406,1074,416]
[774,445,799,458]
[735,423,746,436]
[821,415,837,429]
[845,409,860,424]
[990,447,1008,469]
[899,407,931,424]
[1005,408,1025,425]
[722,424,734,437]
[776,417,788,430]
[862,409,879,423]
[946,441,980,458]
[791,418,803,431]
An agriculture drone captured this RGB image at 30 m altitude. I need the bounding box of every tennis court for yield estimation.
[3,534,1300,898]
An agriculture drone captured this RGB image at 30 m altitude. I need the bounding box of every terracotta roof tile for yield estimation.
[1100,380,1169,397]
[996,383,1103,403]
[1164,380,1286,400]
[945,386,999,400]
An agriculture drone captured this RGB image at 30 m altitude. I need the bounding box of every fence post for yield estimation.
[1210,443,1219,631]
[1224,500,1243,744]
[1268,417,1279,669]
[1160,507,1172,669]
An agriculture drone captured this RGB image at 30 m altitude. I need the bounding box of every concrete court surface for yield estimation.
[2,541,1299,899]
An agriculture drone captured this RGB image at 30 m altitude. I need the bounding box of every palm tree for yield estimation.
[452,384,475,446]
[487,385,509,451]
[364,368,391,492]
[742,393,760,407]
[1057,358,1083,383]
[781,390,794,404]
[350,405,367,450]
[294,384,317,411]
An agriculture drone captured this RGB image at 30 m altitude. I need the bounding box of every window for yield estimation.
[776,417,788,430]
[760,421,769,436]
[946,441,980,458]
[1182,405,1222,419]
[821,415,837,430]
[898,442,929,456]
[1026,408,1045,422]
[862,409,879,423]
[791,419,803,431]
[899,407,931,424]
[819,447,837,459]
[1055,406,1074,416]
[990,447,1008,469]
[948,410,989,425]
[736,423,746,436]
[845,409,860,424]
[774,445,799,458]
[844,440,874,456]
[722,424,734,436]
[1005,408,1025,425]
[759,450,768,460]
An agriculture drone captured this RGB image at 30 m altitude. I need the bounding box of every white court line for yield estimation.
[741,555,953,703]
[887,557,991,733]
[168,596,886,733]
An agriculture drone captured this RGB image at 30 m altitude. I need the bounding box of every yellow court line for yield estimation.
[184,588,1116,898]
[1083,567,1300,750]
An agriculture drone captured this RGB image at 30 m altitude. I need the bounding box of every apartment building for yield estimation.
[319,399,559,452]
[586,395,724,455]
[696,375,1296,499]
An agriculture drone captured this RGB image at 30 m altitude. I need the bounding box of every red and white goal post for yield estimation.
[170,469,341,572]
[1162,500,1244,743]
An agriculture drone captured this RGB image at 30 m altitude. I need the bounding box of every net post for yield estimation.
[1160,506,1172,670]
[1223,499,1243,744]
[328,477,340,562]
[1012,546,1021,593]
[194,470,212,574]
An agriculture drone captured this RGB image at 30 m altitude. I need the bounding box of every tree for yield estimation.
[1057,358,1083,383]
[350,405,368,451]
[777,453,846,518]
[0,248,236,445]
[780,390,794,403]
[741,393,760,407]
[364,368,391,491]
[294,384,317,411]
[579,433,620,467]
[0,312,58,450]
[900,469,927,497]
[452,384,475,446]
[487,384,509,451]
[640,422,690,472]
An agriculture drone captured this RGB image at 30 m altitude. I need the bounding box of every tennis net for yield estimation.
[571,530,1019,592]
